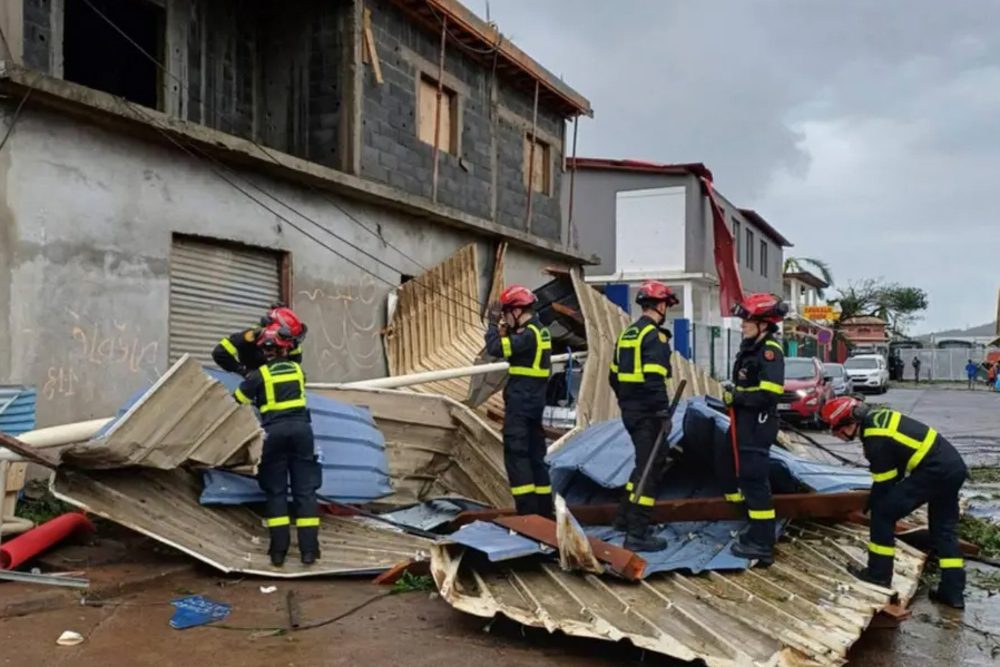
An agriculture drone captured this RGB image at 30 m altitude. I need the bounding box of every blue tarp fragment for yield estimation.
[446,521,553,562]
[379,498,489,532]
[169,596,231,630]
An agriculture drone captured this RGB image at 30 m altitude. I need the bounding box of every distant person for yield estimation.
[911,355,921,384]
[965,359,978,390]
[988,363,997,392]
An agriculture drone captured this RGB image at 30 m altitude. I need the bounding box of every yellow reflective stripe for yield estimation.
[630,494,655,507]
[508,325,551,378]
[534,485,552,494]
[724,492,745,503]
[220,337,240,359]
[509,366,550,377]
[296,517,320,527]
[289,346,303,356]
[748,508,776,520]
[259,364,307,413]
[871,469,898,483]
[510,484,536,496]
[609,361,619,373]
[939,558,964,569]
[642,363,668,376]
[501,336,513,359]
[758,381,784,394]
[616,324,657,383]
[625,482,634,492]
[905,428,936,472]
[766,340,784,351]
[234,388,252,404]
[863,411,937,474]
[266,516,290,527]
[869,542,895,557]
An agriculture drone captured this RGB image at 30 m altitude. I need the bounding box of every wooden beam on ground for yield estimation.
[453,491,871,528]
[0,432,59,468]
[493,514,646,581]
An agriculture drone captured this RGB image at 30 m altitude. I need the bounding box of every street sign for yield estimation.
[802,305,838,321]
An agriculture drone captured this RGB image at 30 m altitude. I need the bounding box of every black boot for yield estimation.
[622,506,668,552]
[535,491,554,520]
[268,524,291,568]
[298,526,320,565]
[730,539,774,566]
[270,550,287,567]
[847,563,892,588]
[931,569,966,609]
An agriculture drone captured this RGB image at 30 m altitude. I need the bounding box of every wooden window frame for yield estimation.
[417,74,460,156]
[523,133,552,196]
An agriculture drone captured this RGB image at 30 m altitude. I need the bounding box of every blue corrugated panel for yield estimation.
[101,368,393,503]
[380,499,488,532]
[445,521,553,562]
[0,386,38,436]
[545,397,871,574]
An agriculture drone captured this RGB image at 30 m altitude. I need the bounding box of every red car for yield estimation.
[778,357,833,425]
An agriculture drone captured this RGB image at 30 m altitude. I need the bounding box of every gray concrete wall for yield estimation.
[704,196,784,295]
[0,104,555,426]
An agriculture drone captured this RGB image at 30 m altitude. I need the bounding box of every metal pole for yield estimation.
[431,16,447,202]
[567,114,579,247]
[524,79,540,232]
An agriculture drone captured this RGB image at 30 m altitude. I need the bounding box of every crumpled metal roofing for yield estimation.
[0,386,37,436]
[447,521,553,562]
[431,521,925,667]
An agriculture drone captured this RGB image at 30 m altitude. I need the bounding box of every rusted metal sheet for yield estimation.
[451,491,871,528]
[52,467,431,578]
[383,244,505,417]
[61,355,262,471]
[494,513,646,581]
[431,521,925,666]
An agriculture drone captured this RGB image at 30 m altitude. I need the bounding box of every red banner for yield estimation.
[701,177,744,317]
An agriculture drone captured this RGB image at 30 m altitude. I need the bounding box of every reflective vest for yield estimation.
[503,323,552,378]
[611,324,668,383]
[862,408,937,478]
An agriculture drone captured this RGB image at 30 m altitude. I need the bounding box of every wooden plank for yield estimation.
[362,8,383,84]
[0,432,59,468]
[494,514,646,580]
[454,491,871,528]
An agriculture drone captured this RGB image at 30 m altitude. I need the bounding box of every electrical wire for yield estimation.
[424,0,505,56]
[79,0,494,315]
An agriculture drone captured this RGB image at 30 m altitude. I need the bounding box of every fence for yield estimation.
[688,321,741,381]
[897,347,1000,382]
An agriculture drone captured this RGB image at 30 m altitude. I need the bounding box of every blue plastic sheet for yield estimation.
[446,521,553,562]
[169,596,231,630]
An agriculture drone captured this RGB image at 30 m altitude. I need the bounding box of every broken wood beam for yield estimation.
[493,514,646,580]
[452,491,871,528]
[0,433,60,468]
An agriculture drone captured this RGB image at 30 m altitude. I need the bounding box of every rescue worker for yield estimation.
[608,280,679,552]
[820,396,967,608]
[234,324,320,566]
[213,304,307,376]
[722,293,788,564]
[485,285,553,517]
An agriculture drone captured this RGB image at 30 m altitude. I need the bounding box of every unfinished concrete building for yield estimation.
[0,0,593,425]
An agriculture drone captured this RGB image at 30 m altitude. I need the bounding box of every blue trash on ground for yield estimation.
[169,595,232,630]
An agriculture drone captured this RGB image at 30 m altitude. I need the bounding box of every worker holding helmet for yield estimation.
[485,285,553,516]
[234,324,320,567]
[213,303,307,376]
[608,280,679,552]
[820,396,967,608]
[722,293,788,564]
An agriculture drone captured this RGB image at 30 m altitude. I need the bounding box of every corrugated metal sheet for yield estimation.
[61,356,263,471]
[52,467,430,578]
[0,386,37,436]
[446,521,552,562]
[431,521,925,666]
[169,237,281,365]
[381,498,488,532]
[383,244,505,415]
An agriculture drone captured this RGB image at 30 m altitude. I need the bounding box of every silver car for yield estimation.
[823,363,854,396]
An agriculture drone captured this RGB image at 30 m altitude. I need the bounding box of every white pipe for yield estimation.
[309,351,588,390]
[0,418,114,463]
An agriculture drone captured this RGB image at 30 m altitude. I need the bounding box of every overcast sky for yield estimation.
[489,0,1000,334]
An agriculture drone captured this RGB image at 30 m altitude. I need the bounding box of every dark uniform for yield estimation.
[235,359,320,562]
[608,316,673,536]
[214,328,303,376]
[861,408,967,598]
[723,335,784,552]
[485,317,553,516]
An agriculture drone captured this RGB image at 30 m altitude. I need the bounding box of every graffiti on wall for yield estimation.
[297,276,384,377]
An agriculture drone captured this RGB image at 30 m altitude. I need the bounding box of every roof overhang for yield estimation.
[740,208,793,248]
[390,0,592,117]
[784,271,829,290]
[567,157,713,180]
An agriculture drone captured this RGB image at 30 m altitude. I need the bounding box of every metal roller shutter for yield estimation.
[169,237,282,364]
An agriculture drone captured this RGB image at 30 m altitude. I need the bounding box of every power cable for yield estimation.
[79,0,493,313]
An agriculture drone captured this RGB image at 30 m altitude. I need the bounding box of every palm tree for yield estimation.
[783,257,834,298]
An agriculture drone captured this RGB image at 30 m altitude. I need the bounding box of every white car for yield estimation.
[844,354,890,393]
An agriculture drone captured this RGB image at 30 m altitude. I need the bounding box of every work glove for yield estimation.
[721,381,734,407]
[486,301,502,324]
[236,365,249,378]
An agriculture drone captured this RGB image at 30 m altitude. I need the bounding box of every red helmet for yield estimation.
[257,323,295,350]
[732,293,788,323]
[819,396,868,430]
[499,285,537,310]
[263,306,305,340]
[636,280,680,307]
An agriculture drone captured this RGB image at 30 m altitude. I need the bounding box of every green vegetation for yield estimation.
[970,467,1000,484]
[13,482,76,525]
[959,515,1000,558]
[392,571,435,594]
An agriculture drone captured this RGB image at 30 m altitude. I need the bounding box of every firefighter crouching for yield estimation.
[485,285,553,517]
[722,293,788,564]
[234,324,320,566]
[609,280,678,552]
[213,304,307,376]
[820,396,968,608]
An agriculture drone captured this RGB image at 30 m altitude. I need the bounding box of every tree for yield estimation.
[783,257,834,297]
[828,279,929,337]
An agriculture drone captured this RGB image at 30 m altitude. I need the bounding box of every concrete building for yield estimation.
[0,0,592,425]
[565,158,791,325]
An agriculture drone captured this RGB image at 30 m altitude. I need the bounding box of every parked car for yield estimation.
[844,354,890,393]
[822,363,854,396]
[778,357,834,426]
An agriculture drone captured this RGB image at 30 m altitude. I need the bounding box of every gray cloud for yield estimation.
[489,0,1000,332]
